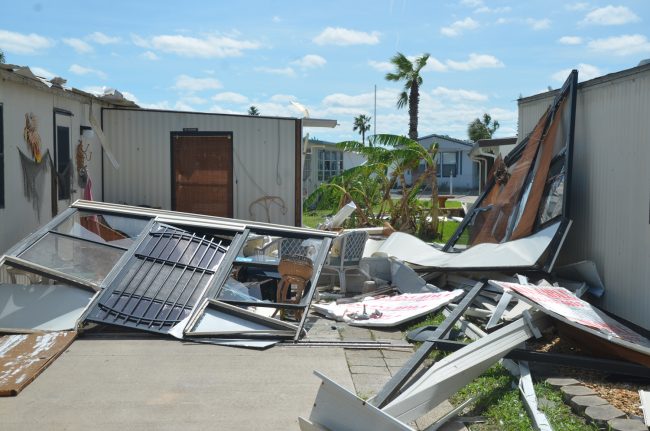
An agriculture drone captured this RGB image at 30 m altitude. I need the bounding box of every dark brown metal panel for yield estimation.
[294,119,302,227]
[171,132,233,218]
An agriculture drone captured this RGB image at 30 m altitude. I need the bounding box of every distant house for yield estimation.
[407,134,477,193]
[302,139,366,197]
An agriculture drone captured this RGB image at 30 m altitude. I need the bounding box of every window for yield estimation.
[0,104,4,208]
[56,125,71,199]
[438,151,459,177]
[317,149,343,181]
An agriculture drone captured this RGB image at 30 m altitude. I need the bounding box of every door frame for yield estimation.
[170,131,234,217]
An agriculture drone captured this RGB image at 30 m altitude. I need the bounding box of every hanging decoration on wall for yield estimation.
[23,112,43,162]
[18,147,51,221]
[248,195,288,223]
[76,139,92,188]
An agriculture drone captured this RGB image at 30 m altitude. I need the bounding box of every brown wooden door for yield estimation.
[172,133,233,217]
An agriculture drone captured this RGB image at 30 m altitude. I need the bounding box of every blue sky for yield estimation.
[2,0,649,142]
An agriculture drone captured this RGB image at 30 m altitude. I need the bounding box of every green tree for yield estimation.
[385,52,430,140]
[248,106,260,116]
[468,113,500,142]
[0,49,5,64]
[352,114,372,145]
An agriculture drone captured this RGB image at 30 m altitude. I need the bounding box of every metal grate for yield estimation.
[87,223,228,333]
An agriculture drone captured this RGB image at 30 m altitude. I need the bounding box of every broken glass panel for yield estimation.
[18,233,124,284]
[53,211,149,248]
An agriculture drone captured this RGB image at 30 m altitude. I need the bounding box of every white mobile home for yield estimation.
[518,62,650,330]
[416,134,477,192]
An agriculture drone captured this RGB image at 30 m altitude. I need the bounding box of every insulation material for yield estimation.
[491,281,650,354]
[365,221,560,269]
[0,331,76,396]
[312,290,464,327]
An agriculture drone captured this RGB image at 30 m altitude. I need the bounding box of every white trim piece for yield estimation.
[639,390,650,427]
[88,106,119,169]
[519,361,553,431]
[424,397,474,431]
[382,313,550,423]
[302,371,414,431]
[486,291,513,329]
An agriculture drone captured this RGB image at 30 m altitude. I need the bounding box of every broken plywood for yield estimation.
[0,331,76,396]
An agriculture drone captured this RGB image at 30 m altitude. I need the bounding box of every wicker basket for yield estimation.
[278,255,313,280]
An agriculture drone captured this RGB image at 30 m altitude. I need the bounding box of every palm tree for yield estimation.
[248,106,260,116]
[468,113,500,142]
[352,114,372,145]
[385,52,430,140]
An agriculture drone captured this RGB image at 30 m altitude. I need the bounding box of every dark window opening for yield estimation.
[56,125,71,199]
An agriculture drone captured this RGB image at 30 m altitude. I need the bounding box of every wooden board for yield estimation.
[0,331,76,396]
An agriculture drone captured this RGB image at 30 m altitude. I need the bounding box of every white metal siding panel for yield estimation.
[518,70,650,329]
[0,79,103,253]
[102,110,297,226]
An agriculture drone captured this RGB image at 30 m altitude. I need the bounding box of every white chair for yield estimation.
[321,230,369,294]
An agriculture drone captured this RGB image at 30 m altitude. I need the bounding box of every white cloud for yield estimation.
[460,0,483,7]
[368,60,393,72]
[322,89,398,109]
[0,29,52,54]
[174,74,222,92]
[588,34,650,56]
[313,27,380,46]
[440,17,479,37]
[255,66,295,76]
[69,64,107,79]
[565,2,589,11]
[133,34,260,58]
[181,95,207,105]
[582,5,640,25]
[552,63,603,82]
[212,92,249,104]
[272,16,282,23]
[446,53,504,71]
[423,57,449,72]
[431,86,488,102]
[495,17,511,25]
[558,36,583,45]
[63,38,94,54]
[87,32,121,44]
[30,67,56,80]
[291,54,326,69]
[141,50,159,60]
[270,94,297,103]
[526,18,551,30]
[475,6,511,13]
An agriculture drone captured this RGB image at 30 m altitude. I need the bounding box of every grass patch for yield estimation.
[445,200,463,208]
[302,209,332,228]
[448,364,598,431]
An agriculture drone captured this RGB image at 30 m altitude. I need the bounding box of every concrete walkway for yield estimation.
[0,334,353,430]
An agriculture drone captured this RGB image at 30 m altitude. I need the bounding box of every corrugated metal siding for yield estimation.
[518,69,650,329]
[102,110,297,226]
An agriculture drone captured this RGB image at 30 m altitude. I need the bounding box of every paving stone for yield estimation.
[585,404,625,426]
[560,385,597,402]
[371,329,407,341]
[344,349,383,359]
[381,349,414,359]
[349,365,391,375]
[537,397,556,410]
[339,325,374,341]
[607,418,648,431]
[545,377,580,388]
[569,395,608,414]
[351,372,390,398]
[384,357,409,367]
[346,355,387,367]
[388,366,404,377]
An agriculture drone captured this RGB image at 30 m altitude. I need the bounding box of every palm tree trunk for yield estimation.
[408,81,419,140]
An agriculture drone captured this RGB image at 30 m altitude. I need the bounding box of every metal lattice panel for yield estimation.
[87,223,228,333]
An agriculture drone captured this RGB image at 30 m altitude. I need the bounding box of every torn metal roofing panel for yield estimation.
[0,331,76,396]
[490,281,650,360]
[364,220,568,270]
[442,71,578,272]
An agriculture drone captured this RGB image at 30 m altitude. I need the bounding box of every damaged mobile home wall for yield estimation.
[0,66,107,254]
[101,109,301,226]
[518,63,650,330]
